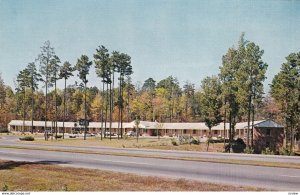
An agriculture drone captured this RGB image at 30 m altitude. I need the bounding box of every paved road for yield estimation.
[1,136,300,164]
[0,147,300,190]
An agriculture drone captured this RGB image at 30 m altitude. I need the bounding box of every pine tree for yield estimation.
[38,41,55,140]
[26,62,42,134]
[59,61,74,139]
[270,52,300,152]
[75,55,92,140]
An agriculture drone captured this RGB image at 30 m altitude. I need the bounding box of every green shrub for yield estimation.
[62,184,68,191]
[2,183,8,191]
[225,138,246,153]
[244,146,254,154]
[171,139,178,146]
[190,137,200,145]
[0,128,9,133]
[19,136,34,141]
[55,135,63,139]
[279,147,295,156]
[262,147,274,155]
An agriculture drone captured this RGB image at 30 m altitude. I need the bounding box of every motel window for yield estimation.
[266,129,271,136]
[204,130,206,133]
[193,130,196,134]
[183,130,187,134]
[214,130,218,135]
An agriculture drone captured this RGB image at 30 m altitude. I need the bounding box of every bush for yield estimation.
[244,146,254,154]
[2,184,8,191]
[171,139,178,146]
[179,135,192,144]
[262,147,274,155]
[190,137,200,145]
[0,128,9,133]
[225,138,246,153]
[19,136,34,141]
[279,147,295,156]
[55,135,63,139]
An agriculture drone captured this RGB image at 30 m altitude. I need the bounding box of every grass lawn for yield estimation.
[0,160,262,191]
[24,135,225,152]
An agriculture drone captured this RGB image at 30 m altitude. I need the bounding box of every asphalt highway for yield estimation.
[1,136,300,190]
[0,147,300,190]
[1,136,300,164]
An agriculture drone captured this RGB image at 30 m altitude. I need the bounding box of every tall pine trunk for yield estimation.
[247,94,252,147]
[109,78,112,141]
[229,111,232,153]
[127,81,131,122]
[120,76,124,138]
[251,102,255,148]
[117,77,121,137]
[100,81,104,140]
[62,78,66,139]
[23,88,26,134]
[223,106,226,150]
[55,76,58,140]
[31,87,34,134]
[104,83,108,138]
[45,75,48,140]
[84,82,87,140]
[251,89,256,148]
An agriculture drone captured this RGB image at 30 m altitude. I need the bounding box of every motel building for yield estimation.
[8,119,283,153]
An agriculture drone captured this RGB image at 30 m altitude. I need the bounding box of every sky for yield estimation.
[0,0,300,92]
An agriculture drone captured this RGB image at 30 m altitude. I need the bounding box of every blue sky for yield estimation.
[0,0,300,92]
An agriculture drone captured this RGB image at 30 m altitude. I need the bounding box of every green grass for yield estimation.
[25,136,225,152]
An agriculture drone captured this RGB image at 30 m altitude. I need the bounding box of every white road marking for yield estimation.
[90,158,152,166]
[280,175,300,178]
[0,151,28,155]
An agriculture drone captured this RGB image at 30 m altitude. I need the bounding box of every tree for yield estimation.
[124,76,135,122]
[219,47,240,152]
[142,78,156,92]
[236,38,268,147]
[200,76,222,151]
[183,81,195,121]
[114,52,133,138]
[157,76,181,122]
[59,61,74,139]
[16,68,30,133]
[38,41,55,140]
[0,73,6,111]
[142,78,156,121]
[75,55,92,140]
[270,52,300,152]
[94,45,111,140]
[50,55,61,139]
[26,62,42,134]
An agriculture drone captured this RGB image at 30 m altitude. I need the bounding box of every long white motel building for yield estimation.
[8,119,283,138]
[8,119,284,152]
